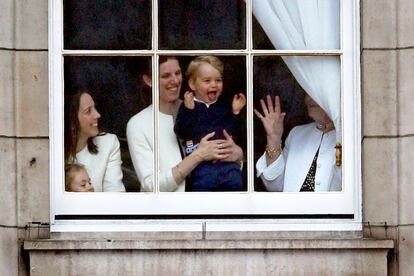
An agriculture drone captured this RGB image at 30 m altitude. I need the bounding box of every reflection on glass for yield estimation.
[64,0,151,50]
[253,56,342,192]
[157,56,247,192]
[159,1,245,50]
[252,0,340,50]
[64,56,151,192]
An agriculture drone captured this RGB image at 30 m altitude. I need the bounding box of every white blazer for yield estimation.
[127,105,185,192]
[256,122,341,192]
[76,133,125,192]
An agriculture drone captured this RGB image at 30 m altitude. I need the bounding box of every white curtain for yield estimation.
[252,0,341,142]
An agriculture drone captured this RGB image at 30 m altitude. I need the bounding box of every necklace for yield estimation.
[316,121,334,132]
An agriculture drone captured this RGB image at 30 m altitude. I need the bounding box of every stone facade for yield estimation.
[361,0,414,275]
[1,0,413,275]
[24,239,393,275]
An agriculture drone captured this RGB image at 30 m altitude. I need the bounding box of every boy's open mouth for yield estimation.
[207,91,217,102]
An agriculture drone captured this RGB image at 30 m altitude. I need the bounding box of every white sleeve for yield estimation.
[255,128,297,192]
[127,119,178,192]
[103,135,125,192]
[256,151,286,192]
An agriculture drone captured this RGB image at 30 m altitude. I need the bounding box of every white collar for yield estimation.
[194,97,217,108]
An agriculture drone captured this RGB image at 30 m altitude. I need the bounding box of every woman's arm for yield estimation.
[128,112,189,192]
[254,95,287,191]
[127,117,178,192]
[103,134,126,192]
[127,113,243,191]
[254,95,285,166]
[172,131,238,184]
[256,142,288,192]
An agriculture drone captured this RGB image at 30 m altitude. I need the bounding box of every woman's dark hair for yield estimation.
[144,56,180,77]
[64,91,98,162]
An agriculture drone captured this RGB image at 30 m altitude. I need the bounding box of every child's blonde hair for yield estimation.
[65,163,86,191]
[186,56,224,80]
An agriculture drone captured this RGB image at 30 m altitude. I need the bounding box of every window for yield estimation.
[50,0,361,231]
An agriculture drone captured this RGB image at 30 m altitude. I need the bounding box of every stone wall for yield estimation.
[0,0,48,275]
[1,0,413,275]
[361,0,414,275]
[24,239,393,276]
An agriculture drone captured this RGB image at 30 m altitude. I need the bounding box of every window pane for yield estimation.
[252,0,340,50]
[159,56,247,192]
[253,56,342,192]
[64,56,151,192]
[158,1,246,50]
[64,0,151,50]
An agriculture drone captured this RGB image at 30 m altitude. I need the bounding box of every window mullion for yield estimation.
[246,0,254,193]
[251,50,342,56]
[153,0,160,193]
[61,50,155,56]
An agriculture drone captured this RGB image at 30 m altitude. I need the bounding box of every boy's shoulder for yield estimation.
[210,96,233,111]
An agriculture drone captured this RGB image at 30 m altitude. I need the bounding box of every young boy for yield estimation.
[174,56,246,191]
[65,163,95,192]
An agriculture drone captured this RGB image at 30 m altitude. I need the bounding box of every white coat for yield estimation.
[76,133,125,192]
[256,122,341,192]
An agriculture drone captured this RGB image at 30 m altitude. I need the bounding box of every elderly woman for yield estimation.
[65,91,125,192]
[127,56,243,192]
[255,94,341,192]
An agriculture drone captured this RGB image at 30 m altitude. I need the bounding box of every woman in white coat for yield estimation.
[255,94,341,192]
[65,91,125,192]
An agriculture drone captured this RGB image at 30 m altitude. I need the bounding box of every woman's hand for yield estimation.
[193,130,243,162]
[193,131,230,162]
[254,95,286,146]
[173,131,242,185]
[218,129,243,162]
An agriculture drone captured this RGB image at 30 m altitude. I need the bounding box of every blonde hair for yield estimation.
[186,56,224,80]
[65,163,87,192]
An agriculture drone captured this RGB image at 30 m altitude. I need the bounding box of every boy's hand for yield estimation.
[184,91,195,109]
[232,93,246,115]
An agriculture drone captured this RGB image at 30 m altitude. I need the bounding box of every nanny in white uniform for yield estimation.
[255,94,341,192]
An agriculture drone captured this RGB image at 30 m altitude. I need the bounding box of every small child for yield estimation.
[65,163,95,192]
[174,56,246,191]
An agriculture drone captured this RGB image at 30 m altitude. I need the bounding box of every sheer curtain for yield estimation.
[252,0,341,142]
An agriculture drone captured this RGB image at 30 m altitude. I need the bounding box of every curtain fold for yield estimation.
[253,0,341,142]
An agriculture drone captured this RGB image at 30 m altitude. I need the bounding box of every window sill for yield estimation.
[24,238,393,251]
[24,238,393,274]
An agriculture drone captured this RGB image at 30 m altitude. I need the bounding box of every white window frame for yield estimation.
[49,0,362,232]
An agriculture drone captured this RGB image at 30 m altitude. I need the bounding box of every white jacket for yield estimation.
[76,133,125,192]
[256,122,341,192]
[127,105,184,192]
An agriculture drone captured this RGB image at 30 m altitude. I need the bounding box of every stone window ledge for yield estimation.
[24,239,394,275]
[24,239,394,251]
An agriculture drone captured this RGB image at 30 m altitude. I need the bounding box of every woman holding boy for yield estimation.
[127,56,243,192]
[174,56,246,191]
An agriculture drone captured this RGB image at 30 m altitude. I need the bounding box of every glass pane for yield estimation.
[158,56,247,192]
[64,0,151,50]
[253,56,342,192]
[64,56,152,192]
[159,1,246,50]
[252,0,340,50]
